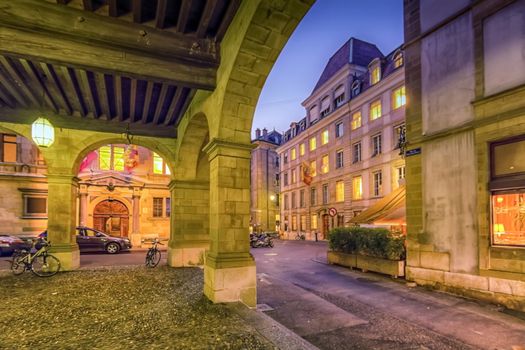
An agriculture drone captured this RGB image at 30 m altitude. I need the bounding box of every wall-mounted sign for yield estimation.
[405,147,422,157]
[329,207,338,217]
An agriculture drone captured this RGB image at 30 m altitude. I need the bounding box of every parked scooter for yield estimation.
[250,233,274,248]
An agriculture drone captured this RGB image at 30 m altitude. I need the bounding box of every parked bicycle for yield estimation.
[145,238,163,268]
[295,231,306,240]
[11,238,61,277]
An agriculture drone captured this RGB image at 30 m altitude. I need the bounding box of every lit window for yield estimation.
[311,214,318,229]
[321,130,329,145]
[291,192,296,209]
[335,122,344,138]
[300,189,305,208]
[310,160,317,177]
[336,181,344,202]
[153,152,171,175]
[370,100,382,120]
[99,146,111,170]
[492,193,525,246]
[394,52,403,68]
[113,146,124,171]
[396,166,406,182]
[291,148,296,161]
[299,143,305,156]
[309,137,317,151]
[291,169,297,184]
[371,66,381,85]
[322,184,329,204]
[351,111,362,130]
[373,171,383,197]
[352,176,363,200]
[98,145,125,171]
[153,197,163,217]
[1,134,17,163]
[321,155,329,174]
[291,215,297,231]
[310,187,317,205]
[353,142,362,163]
[336,149,344,169]
[300,215,306,231]
[392,85,406,109]
[372,134,382,156]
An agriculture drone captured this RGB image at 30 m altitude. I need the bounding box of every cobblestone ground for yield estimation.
[0,266,274,350]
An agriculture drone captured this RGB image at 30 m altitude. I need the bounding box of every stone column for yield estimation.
[78,184,88,227]
[130,188,141,247]
[202,139,256,307]
[46,174,80,271]
[167,179,210,267]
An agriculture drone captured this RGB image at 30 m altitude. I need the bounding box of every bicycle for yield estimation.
[145,238,163,268]
[11,238,61,277]
[295,231,306,240]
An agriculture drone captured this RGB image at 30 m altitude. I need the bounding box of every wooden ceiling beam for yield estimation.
[152,84,168,125]
[78,69,99,119]
[59,66,87,117]
[0,62,30,107]
[19,59,58,113]
[39,63,73,116]
[164,87,184,126]
[196,0,216,38]
[155,0,167,29]
[141,81,153,124]
[0,85,16,109]
[129,79,137,122]
[0,56,41,107]
[82,0,94,11]
[0,0,219,68]
[94,73,111,120]
[216,0,240,41]
[108,0,118,17]
[114,75,124,122]
[177,0,192,33]
[132,0,142,23]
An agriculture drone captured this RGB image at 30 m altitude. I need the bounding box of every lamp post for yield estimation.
[31,117,55,147]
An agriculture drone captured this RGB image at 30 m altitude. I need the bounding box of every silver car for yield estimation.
[0,235,30,256]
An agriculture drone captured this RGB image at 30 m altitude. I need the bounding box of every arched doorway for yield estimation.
[93,199,129,237]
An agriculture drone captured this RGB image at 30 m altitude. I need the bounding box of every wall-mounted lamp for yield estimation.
[397,125,408,157]
[31,117,54,147]
[270,194,276,201]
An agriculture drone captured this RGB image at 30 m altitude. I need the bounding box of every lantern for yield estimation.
[31,118,54,147]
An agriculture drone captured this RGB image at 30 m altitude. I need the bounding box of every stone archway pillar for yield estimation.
[168,179,210,267]
[79,184,88,226]
[46,174,80,271]
[130,188,141,247]
[202,139,256,307]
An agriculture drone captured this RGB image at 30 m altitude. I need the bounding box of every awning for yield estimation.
[350,185,406,225]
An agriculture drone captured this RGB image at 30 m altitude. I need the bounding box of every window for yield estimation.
[291,169,297,184]
[394,52,403,68]
[394,124,406,149]
[275,173,280,187]
[337,214,344,227]
[353,176,363,200]
[373,171,383,197]
[22,192,47,218]
[309,105,319,124]
[309,137,317,151]
[321,130,329,145]
[322,184,329,204]
[291,192,296,209]
[1,134,17,163]
[291,215,297,231]
[372,134,382,156]
[290,148,296,161]
[352,142,362,163]
[392,85,406,109]
[370,100,382,120]
[336,149,344,169]
[311,214,318,230]
[284,215,289,231]
[335,122,344,138]
[153,198,163,217]
[334,85,345,108]
[396,166,406,182]
[310,187,317,205]
[336,181,344,202]
[310,160,317,177]
[284,152,288,164]
[300,189,305,208]
[99,145,125,171]
[300,215,306,231]
[165,198,171,217]
[321,155,329,174]
[351,111,362,130]
[320,96,330,117]
[371,66,381,85]
[352,81,361,96]
[153,152,171,175]
[284,194,289,210]
[299,143,305,156]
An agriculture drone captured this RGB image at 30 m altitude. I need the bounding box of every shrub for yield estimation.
[328,226,406,260]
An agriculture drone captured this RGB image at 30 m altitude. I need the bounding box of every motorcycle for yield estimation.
[250,233,274,248]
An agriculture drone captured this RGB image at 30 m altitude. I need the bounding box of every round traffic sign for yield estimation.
[328,207,337,217]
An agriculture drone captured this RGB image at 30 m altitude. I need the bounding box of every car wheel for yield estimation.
[105,242,120,254]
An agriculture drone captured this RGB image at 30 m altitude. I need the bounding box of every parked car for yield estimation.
[0,235,31,256]
[39,227,132,254]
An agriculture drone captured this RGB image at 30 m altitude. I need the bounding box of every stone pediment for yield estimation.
[78,172,145,189]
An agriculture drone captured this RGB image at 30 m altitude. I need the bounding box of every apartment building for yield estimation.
[277,38,406,240]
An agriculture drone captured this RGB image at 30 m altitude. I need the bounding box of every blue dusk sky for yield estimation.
[252,0,404,137]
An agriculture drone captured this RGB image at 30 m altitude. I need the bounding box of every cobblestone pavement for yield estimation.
[0,266,274,350]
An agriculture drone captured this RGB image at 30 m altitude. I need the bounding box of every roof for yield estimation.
[350,185,406,225]
[312,38,383,93]
[253,129,283,145]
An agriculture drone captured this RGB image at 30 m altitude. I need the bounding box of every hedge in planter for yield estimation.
[328,227,406,261]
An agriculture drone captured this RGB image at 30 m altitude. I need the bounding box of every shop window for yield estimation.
[336,181,344,202]
[1,134,17,163]
[370,100,382,120]
[353,176,363,200]
[153,152,171,175]
[392,85,406,109]
[351,111,362,130]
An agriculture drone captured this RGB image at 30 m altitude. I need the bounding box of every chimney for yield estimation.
[255,128,261,139]
[262,128,268,137]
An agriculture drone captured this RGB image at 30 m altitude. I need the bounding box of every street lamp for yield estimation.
[270,194,276,201]
[31,117,54,147]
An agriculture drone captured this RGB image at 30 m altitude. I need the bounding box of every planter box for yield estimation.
[327,251,405,278]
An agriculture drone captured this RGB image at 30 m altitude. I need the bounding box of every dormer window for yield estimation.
[334,85,345,108]
[320,96,330,117]
[369,58,381,85]
[393,51,403,68]
[309,105,319,124]
[351,81,361,97]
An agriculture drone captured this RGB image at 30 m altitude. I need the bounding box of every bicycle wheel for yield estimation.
[145,249,161,268]
[11,254,27,275]
[31,254,60,277]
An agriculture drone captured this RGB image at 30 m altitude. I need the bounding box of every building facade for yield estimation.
[250,128,282,233]
[0,134,171,246]
[404,0,525,311]
[277,38,406,240]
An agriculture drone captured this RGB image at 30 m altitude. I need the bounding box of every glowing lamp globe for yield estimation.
[32,118,54,147]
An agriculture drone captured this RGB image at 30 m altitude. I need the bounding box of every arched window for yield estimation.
[351,81,361,97]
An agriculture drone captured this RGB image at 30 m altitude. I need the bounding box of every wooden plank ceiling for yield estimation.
[0,0,240,137]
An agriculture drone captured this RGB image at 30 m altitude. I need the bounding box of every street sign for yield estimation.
[329,207,337,217]
[405,147,421,157]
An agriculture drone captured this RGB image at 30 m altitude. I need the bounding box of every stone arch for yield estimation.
[175,112,210,181]
[91,197,131,237]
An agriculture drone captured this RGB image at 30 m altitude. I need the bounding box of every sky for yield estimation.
[252,0,404,137]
